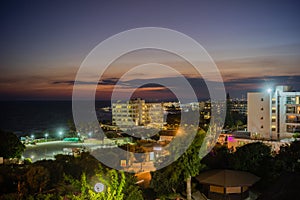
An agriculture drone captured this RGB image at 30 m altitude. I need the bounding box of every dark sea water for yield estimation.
[0,101,110,135]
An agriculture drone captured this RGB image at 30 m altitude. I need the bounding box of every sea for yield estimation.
[0,101,111,136]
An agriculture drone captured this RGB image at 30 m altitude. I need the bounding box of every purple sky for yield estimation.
[0,0,300,100]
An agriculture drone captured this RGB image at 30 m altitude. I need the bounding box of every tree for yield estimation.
[67,119,77,137]
[178,129,206,200]
[201,144,231,169]
[0,130,25,159]
[151,129,206,200]
[224,93,234,129]
[54,152,101,180]
[232,112,247,128]
[151,162,184,196]
[26,165,50,193]
[0,164,27,195]
[235,119,243,130]
[63,168,143,200]
[123,174,144,200]
[230,142,272,176]
[275,141,300,173]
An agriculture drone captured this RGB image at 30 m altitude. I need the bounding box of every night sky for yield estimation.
[0,0,300,100]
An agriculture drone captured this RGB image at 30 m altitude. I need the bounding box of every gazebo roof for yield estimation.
[196,169,260,187]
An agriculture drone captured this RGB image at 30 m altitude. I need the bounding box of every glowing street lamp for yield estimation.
[30,134,34,140]
[45,133,49,142]
[267,88,272,94]
[59,131,63,140]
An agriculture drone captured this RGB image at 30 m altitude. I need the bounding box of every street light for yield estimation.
[30,134,34,140]
[59,131,63,140]
[267,88,272,94]
[45,133,49,142]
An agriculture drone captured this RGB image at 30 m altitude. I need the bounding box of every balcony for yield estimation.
[286,101,296,105]
[286,107,300,114]
[286,120,300,124]
[286,96,300,105]
[286,122,300,133]
[286,115,300,123]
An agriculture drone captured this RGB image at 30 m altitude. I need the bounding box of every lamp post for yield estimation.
[59,131,63,140]
[45,133,49,142]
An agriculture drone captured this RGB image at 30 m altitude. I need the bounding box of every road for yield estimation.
[22,139,158,179]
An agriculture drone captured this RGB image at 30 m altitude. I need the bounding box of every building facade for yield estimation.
[199,101,211,128]
[230,98,247,116]
[112,98,164,130]
[248,86,300,140]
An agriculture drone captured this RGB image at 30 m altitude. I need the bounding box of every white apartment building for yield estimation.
[248,86,300,140]
[112,98,164,130]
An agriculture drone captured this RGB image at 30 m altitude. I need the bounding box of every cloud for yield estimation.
[217,54,300,81]
[226,75,300,85]
[100,78,119,85]
[51,78,119,86]
[48,74,300,100]
[52,80,75,85]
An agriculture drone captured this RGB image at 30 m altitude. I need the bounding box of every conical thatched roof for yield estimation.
[196,169,260,187]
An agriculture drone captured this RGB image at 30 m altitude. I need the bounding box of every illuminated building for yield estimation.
[248,86,300,140]
[199,101,211,128]
[230,98,247,116]
[112,98,164,130]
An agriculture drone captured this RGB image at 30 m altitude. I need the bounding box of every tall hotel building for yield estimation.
[112,98,164,130]
[248,86,300,140]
